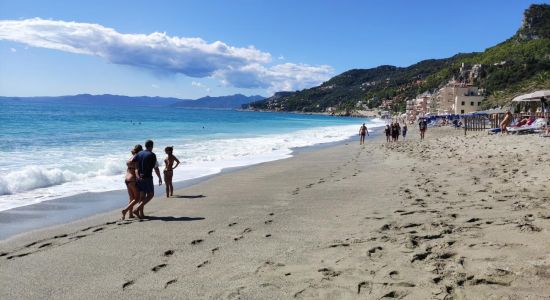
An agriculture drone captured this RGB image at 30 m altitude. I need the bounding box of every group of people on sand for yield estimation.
[384,122,407,142]
[121,140,180,220]
[359,118,430,144]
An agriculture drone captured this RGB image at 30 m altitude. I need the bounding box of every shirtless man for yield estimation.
[163,146,180,198]
[359,123,369,145]
[133,140,162,218]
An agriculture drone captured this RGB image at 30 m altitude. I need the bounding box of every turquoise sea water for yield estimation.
[0,98,385,211]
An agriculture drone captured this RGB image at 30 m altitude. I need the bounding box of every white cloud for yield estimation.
[151,84,159,88]
[191,81,206,88]
[10,47,16,52]
[278,55,285,60]
[191,81,211,93]
[215,63,333,93]
[0,18,333,92]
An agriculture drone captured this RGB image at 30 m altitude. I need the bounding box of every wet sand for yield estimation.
[1,127,549,299]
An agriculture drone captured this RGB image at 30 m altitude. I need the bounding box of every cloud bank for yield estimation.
[0,18,333,92]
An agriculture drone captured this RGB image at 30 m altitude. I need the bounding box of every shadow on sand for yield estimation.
[143,216,205,222]
[172,195,206,199]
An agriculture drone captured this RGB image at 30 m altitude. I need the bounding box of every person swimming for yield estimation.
[163,146,180,198]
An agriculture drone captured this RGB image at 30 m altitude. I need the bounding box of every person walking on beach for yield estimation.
[133,140,162,218]
[395,122,401,142]
[402,124,408,140]
[385,125,391,142]
[391,122,398,142]
[121,144,142,220]
[500,111,512,134]
[163,146,180,198]
[359,123,369,145]
[419,118,427,140]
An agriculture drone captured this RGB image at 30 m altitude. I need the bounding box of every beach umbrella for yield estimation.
[526,90,550,99]
[512,93,534,102]
[512,90,549,123]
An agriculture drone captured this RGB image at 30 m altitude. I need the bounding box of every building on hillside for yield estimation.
[406,99,416,122]
[380,99,393,110]
[432,82,485,114]
[405,92,433,122]
[454,89,484,114]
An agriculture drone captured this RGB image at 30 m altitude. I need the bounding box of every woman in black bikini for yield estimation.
[164,146,180,198]
[121,144,142,220]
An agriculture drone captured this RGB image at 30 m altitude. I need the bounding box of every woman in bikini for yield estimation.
[164,146,180,198]
[121,144,143,220]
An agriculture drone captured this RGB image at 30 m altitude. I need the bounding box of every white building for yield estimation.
[432,82,485,114]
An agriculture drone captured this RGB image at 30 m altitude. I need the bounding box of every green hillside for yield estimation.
[247,4,550,114]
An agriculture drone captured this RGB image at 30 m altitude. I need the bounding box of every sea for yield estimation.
[0,98,385,212]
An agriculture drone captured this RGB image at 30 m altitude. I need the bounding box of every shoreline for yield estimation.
[0,129,380,241]
[3,126,547,298]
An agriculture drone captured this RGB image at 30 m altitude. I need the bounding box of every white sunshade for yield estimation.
[527,90,550,99]
[512,90,550,102]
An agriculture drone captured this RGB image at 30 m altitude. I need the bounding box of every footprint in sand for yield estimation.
[151,264,167,272]
[318,267,341,279]
[389,270,399,279]
[164,279,177,288]
[122,280,134,290]
[208,230,215,234]
[197,260,210,268]
[191,239,204,245]
[24,241,38,248]
[38,243,52,249]
[211,247,219,253]
[92,227,104,232]
[228,222,238,227]
[264,220,273,224]
[367,246,383,257]
[163,250,174,257]
[6,252,30,260]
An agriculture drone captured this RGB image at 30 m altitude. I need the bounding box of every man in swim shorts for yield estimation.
[359,123,369,145]
[133,139,162,218]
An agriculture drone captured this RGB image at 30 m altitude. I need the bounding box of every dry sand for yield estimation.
[1,127,550,299]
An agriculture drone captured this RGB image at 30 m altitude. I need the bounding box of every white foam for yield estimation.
[0,119,386,211]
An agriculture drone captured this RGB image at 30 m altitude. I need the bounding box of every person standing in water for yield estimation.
[133,140,162,218]
[385,125,391,142]
[359,123,369,145]
[163,146,180,198]
[402,124,408,140]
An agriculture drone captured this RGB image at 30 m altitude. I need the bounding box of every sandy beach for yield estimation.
[1,126,550,299]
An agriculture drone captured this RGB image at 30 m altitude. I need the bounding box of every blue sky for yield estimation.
[0,0,543,98]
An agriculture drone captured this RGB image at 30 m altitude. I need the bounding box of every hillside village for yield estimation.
[246,4,550,119]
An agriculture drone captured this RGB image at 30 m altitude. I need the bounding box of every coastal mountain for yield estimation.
[246,4,550,113]
[1,93,264,109]
[170,94,264,109]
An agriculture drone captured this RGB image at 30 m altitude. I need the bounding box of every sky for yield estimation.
[0,0,544,99]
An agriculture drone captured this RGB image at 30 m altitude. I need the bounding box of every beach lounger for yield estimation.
[507,118,546,134]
